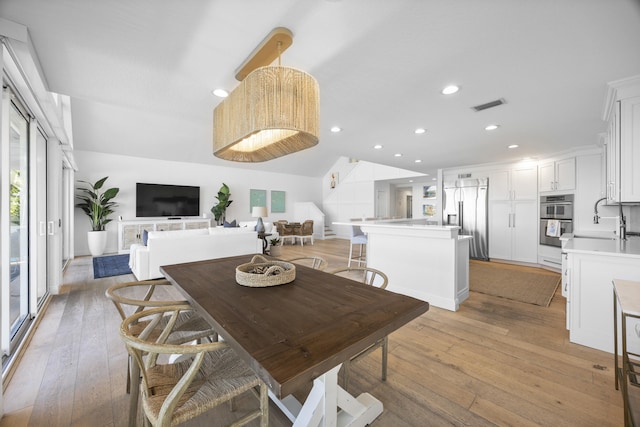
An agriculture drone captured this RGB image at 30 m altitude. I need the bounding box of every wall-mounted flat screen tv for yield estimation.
[136,183,200,217]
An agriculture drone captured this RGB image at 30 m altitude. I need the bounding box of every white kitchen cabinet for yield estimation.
[488,164,538,263]
[603,76,640,202]
[566,250,640,353]
[117,218,210,253]
[538,158,575,193]
[620,96,640,201]
[489,165,537,201]
[489,199,537,263]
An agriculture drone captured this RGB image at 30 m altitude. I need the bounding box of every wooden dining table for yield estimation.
[160,254,429,427]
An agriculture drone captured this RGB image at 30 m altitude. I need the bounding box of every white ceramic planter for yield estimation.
[269,245,282,257]
[87,230,108,256]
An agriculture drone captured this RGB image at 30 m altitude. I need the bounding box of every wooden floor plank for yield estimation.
[0,238,624,426]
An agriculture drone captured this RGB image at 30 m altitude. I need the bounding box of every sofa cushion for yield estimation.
[147,228,208,240]
[209,227,256,235]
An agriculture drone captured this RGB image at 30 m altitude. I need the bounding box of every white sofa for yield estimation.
[129,227,261,280]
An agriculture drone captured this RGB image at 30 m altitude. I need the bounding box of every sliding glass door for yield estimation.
[6,87,30,348]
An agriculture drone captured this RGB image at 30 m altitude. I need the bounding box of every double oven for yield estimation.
[540,194,573,247]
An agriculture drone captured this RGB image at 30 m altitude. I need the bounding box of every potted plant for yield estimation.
[210,183,233,226]
[269,237,282,257]
[76,176,120,256]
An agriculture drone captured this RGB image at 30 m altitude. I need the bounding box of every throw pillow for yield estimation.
[223,219,237,228]
[142,229,149,246]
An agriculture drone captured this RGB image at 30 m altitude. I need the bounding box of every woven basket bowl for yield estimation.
[236,255,296,287]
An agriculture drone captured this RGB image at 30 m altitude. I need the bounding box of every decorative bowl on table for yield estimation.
[236,255,296,287]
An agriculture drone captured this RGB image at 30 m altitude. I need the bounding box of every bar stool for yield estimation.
[348,225,367,267]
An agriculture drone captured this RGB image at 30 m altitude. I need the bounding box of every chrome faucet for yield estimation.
[619,202,627,240]
[593,197,607,224]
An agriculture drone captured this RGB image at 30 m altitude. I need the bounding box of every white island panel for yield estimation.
[340,222,470,311]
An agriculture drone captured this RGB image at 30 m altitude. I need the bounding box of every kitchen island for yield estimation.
[562,234,640,353]
[334,220,471,311]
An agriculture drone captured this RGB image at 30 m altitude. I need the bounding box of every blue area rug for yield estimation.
[93,254,132,279]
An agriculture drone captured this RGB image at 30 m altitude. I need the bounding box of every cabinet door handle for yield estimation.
[47,221,54,236]
[512,213,515,228]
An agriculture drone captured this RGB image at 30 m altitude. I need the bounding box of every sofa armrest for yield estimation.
[130,245,151,280]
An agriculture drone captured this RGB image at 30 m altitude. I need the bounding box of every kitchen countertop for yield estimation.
[561,233,640,258]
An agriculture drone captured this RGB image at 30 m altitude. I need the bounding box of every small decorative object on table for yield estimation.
[269,238,282,256]
[236,255,295,287]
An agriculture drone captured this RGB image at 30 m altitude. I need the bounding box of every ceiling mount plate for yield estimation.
[234,27,293,81]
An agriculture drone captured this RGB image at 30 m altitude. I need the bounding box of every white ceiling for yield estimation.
[1,0,639,178]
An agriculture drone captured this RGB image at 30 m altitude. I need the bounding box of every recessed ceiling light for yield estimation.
[485,124,499,131]
[414,128,426,134]
[508,144,519,149]
[330,126,342,133]
[432,177,437,181]
[394,153,402,157]
[409,180,414,183]
[442,85,459,95]
[415,159,422,163]
[212,88,229,98]
[374,144,383,149]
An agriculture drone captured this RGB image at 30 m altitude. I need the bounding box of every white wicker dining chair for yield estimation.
[120,305,268,427]
[106,279,217,425]
[286,255,328,271]
[329,266,389,390]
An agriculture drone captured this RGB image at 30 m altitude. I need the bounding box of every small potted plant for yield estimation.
[269,237,282,257]
[76,176,119,256]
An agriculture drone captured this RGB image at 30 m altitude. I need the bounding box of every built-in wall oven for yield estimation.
[540,194,574,247]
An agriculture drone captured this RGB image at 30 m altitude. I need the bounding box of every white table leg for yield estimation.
[269,364,384,427]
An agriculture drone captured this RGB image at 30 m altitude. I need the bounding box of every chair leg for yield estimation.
[382,336,388,381]
[129,361,141,427]
[348,243,354,267]
[260,382,269,427]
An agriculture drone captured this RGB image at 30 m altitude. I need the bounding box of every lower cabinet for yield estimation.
[118,218,210,253]
[488,199,537,263]
[566,251,640,353]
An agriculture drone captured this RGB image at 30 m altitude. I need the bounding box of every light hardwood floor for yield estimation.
[1,238,623,426]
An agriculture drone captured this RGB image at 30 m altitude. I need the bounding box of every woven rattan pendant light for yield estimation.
[213,28,319,162]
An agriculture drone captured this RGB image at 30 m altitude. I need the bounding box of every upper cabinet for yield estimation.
[603,75,640,202]
[488,164,538,201]
[538,158,575,193]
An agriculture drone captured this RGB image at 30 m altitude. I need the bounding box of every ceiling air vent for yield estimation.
[472,98,506,112]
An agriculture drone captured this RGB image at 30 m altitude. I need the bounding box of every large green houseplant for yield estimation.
[210,183,233,226]
[76,176,119,256]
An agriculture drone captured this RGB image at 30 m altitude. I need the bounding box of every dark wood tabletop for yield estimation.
[160,255,429,398]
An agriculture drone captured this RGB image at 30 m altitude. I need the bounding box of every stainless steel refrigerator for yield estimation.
[442,178,489,260]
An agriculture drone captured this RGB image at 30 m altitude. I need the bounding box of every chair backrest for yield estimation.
[350,225,365,238]
[287,256,328,271]
[119,305,230,424]
[105,279,186,320]
[329,266,388,289]
[301,220,314,236]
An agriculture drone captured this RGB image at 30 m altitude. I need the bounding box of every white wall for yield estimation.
[73,150,322,256]
[322,157,427,237]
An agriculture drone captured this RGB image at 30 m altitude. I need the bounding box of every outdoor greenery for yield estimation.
[76,176,120,231]
[211,183,233,225]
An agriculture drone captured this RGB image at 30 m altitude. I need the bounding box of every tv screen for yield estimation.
[136,183,200,217]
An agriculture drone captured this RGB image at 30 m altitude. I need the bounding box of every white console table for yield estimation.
[117,218,210,253]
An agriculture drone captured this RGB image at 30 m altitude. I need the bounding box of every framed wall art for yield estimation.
[249,189,267,212]
[271,190,285,213]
